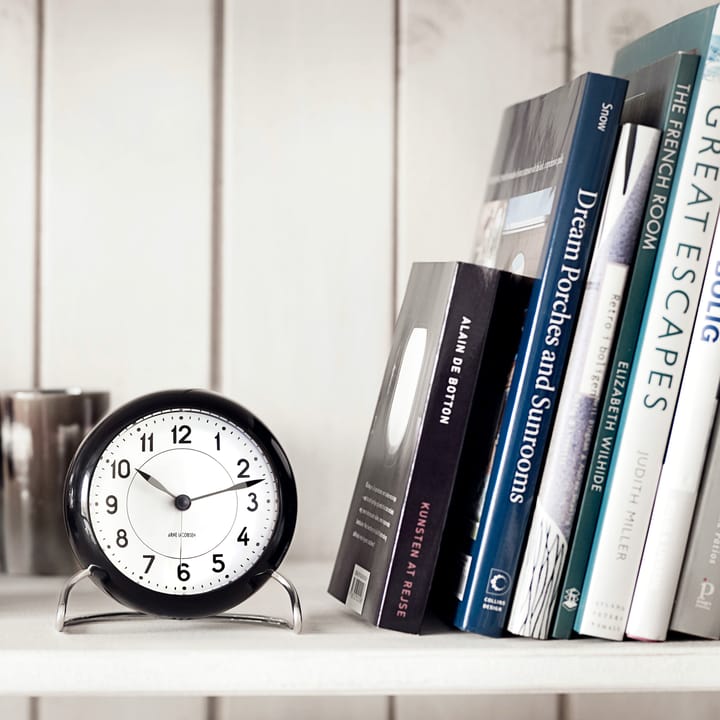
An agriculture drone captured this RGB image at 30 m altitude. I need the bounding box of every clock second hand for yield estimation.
[190,478,264,502]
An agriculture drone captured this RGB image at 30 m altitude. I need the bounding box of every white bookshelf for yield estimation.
[0,560,716,697]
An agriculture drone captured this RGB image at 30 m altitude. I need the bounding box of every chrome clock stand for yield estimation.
[55,565,303,634]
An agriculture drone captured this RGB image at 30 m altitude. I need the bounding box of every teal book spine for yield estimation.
[552,51,700,639]
[576,6,720,641]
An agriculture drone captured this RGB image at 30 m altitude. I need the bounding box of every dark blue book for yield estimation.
[452,72,627,637]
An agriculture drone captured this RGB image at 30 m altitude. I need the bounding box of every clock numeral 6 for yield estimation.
[105,495,117,514]
[171,425,192,444]
[116,529,128,548]
[177,562,190,582]
[212,554,225,573]
[111,459,131,479]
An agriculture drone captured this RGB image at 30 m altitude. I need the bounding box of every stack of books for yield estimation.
[329,4,720,642]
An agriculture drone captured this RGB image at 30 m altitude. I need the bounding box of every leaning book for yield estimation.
[507,122,660,640]
[670,401,720,639]
[576,4,720,642]
[328,261,531,634]
[450,72,627,637]
[552,50,699,639]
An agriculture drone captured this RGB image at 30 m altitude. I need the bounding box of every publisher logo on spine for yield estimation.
[486,568,511,596]
[562,587,581,611]
[695,578,715,612]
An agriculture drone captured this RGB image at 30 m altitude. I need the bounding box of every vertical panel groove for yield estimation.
[565,0,574,82]
[558,694,568,720]
[32,0,45,389]
[206,696,218,720]
[210,0,225,392]
[391,0,400,322]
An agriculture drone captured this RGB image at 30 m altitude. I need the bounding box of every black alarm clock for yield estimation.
[62,389,297,620]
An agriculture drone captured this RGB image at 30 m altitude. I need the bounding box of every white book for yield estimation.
[506,124,660,639]
[626,215,720,641]
[575,32,720,641]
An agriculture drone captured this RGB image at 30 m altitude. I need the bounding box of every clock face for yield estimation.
[65,390,296,618]
[88,408,280,596]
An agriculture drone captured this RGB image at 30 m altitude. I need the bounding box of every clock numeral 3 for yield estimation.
[116,529,128,548]
[247,492,258,512]
[171,425,192,444]
[177,562,190,582]
[212,554,225,573]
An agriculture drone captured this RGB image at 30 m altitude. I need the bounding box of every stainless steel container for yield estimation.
[0,389,109,575]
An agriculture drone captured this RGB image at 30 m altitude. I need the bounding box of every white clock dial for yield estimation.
[88,408,280,595]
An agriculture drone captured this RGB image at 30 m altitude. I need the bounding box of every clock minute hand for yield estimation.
[135,468,176,499]
[190,478,264,502]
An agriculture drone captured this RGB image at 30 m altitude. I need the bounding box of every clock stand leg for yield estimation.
[56,566,303,633]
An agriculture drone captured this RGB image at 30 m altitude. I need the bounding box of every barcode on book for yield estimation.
[346,564,370,614]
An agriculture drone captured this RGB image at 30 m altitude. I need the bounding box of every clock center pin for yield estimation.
[175,494,192,511]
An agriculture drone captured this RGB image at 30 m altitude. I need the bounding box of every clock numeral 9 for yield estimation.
[171,425,192,444]
[111,459,131,479]
[140,432,154,452]
[177,562,190,582]
[237,527,249,545]
[212,554,225,573]
[116,529,128,548]
[105,495,117,514]
[237,458,250,478]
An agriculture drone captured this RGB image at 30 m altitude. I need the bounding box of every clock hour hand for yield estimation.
[190,478,264,502]
[135,468,176,499]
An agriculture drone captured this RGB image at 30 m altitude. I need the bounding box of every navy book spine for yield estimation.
[453,74,627,636]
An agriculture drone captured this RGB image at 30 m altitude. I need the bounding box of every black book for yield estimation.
[328,261,531,633]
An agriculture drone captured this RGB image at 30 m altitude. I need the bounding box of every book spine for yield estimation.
[453,75,627,637]
[378,265,501,632]
[626,216,720,641]
[507,124,659,639]
[576,52,720,641]
[670,401,720,640]
[552,62,698,639]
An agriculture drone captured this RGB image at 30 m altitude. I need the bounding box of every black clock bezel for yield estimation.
[64,389,297,619]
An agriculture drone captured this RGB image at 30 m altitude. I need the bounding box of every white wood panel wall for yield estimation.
[0,0,36,389]
[40,0,213,402]
[3,0,720,719]
[221,0,395,562]
[396,0,566,303]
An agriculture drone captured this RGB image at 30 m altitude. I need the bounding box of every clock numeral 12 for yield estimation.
[171,424,192,444]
